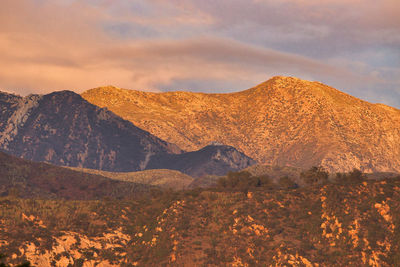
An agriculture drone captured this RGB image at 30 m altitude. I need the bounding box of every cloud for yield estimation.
[0,0,399,107]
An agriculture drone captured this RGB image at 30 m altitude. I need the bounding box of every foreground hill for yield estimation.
[82,76,400,173]
[1,176,400,266]
[0,90,254,175]
[69,167,194,190]
[0,151,154,200]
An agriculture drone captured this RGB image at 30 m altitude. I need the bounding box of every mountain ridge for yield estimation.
[82,76,400,173]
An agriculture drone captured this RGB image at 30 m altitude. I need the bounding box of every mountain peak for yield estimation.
[0,89,178,172]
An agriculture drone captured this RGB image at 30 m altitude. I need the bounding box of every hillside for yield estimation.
[82,76,400,173]
[69,167,194,190]
[0,151,155,200]
[1,176,400,266]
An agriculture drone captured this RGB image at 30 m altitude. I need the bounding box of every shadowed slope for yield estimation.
[146,144,256,177]
[0,90,180,172]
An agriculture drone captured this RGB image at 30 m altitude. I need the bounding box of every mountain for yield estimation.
[68,167,194,190]
[0,90,180,172]
[146,144,255,177]
[0,90,254,175]
[2,175,400,266]
[0,151,155,200]
[82,76,400,173]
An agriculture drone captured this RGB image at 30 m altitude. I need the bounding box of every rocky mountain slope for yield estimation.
[82,76,400,173]
[0,151,154,200]
[2,175,400,266]
[0,90,179,172]
[0,90,254,175]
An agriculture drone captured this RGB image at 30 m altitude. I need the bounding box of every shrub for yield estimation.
[217,171,275,192]
[300,166,328,186]
[335,169,365,184]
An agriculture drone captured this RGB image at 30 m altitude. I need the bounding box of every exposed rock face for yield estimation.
[146,144,256,177]
[82,76,400,173]
[0,90,179,172]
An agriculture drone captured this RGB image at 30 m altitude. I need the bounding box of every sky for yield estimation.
[0,0,399,107]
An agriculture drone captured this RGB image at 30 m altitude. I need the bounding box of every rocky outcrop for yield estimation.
[82,77,400,173]
[0,94,42,149]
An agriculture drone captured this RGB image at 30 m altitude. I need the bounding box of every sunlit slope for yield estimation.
[82,76,400,173]
[69,167,194,190]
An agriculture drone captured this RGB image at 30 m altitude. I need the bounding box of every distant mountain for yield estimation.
[0,151,154,199]
[69,167,194,190]
[82,76,400,173]
[146,144,256,177]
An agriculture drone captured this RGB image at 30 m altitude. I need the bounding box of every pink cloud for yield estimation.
[0,0,397,107]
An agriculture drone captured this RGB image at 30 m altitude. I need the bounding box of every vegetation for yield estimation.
[217,171,274,191]
[300,166,329,185]
[335,168,366,184]
[1,167,399,266]
[216,171,299,192]
[278,176,299,189]
[0,254,30,267]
